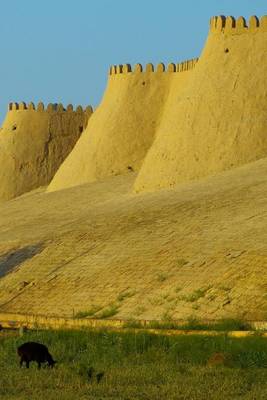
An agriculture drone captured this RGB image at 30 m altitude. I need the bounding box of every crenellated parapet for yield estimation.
[210,15,267,34]
[109,58,199,76]
[8,102,93,115]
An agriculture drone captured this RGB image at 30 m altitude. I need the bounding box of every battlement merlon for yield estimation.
[210,15,267,35]
[109,58,199,76]
[8,102,93,115]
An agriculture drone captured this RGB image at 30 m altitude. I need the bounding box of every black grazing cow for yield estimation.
[17,342,56,369]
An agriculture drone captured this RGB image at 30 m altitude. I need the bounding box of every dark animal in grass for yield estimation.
[17,342,56,369]
[96,371,104,383]
[87,367,104,383]
[87,366,95,382]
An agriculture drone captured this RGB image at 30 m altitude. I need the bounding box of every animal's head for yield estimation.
[48,359,57,368]
[47,354,57,368]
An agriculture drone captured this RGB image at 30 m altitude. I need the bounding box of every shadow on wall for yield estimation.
[0,244,43,278]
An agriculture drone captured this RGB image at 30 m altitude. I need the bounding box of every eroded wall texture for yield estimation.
[0,102,92,201]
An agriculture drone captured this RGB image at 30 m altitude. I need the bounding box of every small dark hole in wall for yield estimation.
[79,126,83,134]
[142,81,146,86]
[224,48,229,53]
[127,166,134,172]
[12,125,17,131]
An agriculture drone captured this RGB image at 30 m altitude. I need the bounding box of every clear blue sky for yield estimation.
[0,0,266,123]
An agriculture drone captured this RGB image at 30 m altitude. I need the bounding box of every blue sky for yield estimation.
[0,0,266,123]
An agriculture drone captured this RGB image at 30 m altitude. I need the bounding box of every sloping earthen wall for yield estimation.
[48,59,197,192]
[134,16,267,191]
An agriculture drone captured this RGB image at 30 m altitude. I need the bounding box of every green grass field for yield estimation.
[0,329,266,400]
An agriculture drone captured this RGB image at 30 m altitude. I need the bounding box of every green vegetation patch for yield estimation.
[176,258,189,267]
[74,305,102,319]
[156,272,168,282]
[178,287,211,303]
[116,290,135,302]
[96,303,120,319]
[123,318,255,332]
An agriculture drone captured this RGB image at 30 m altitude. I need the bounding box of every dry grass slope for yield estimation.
[0,157,266,320]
